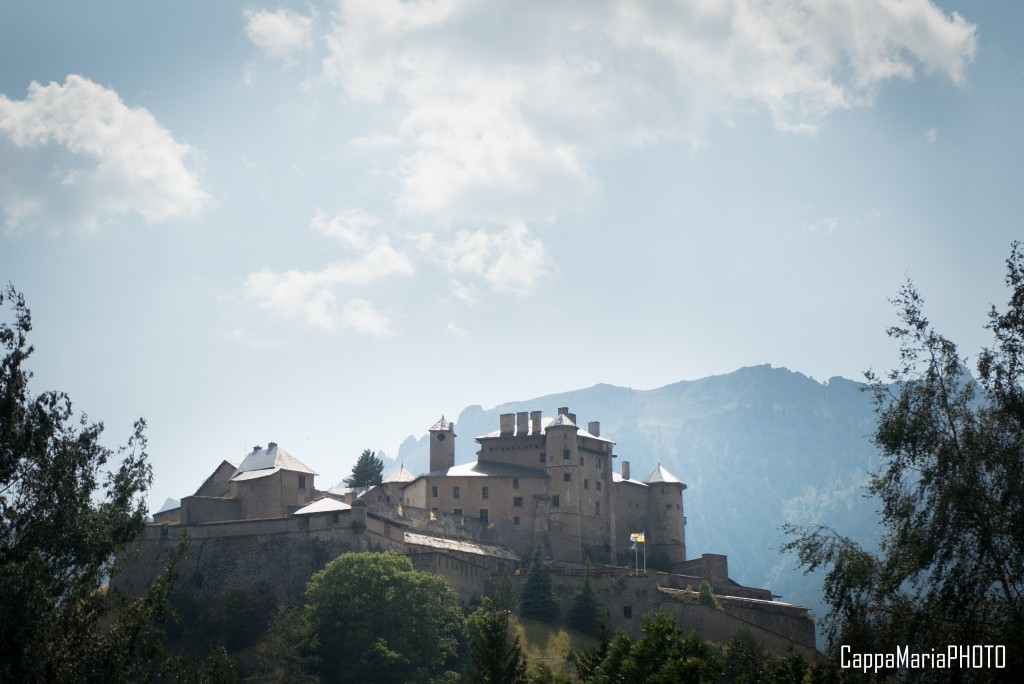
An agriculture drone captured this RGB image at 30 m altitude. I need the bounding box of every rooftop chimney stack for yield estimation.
[499,413,515,436]
[531,410,542,435]
[516,412,529,436]
[558,407,569,416]
[252,445,262,453]
[267,441,278,449]
[588,421,600,437]
[622,461,630,481]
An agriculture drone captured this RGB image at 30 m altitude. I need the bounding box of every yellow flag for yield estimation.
[460,516,465,526]
[631,532,646,543]
[636,532,645,543]
[397,504,404,517]
[487,521,495,529]
[429,511,436,521]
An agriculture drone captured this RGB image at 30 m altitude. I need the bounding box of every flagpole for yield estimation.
[642,531,646,575]
[634,540,638,575]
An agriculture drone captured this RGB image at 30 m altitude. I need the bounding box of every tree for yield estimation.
[467,597,528,684]
[519,543,560,623]
[0,286,192,682]
[567,563,602,635]
[492,566,519,613]
[254,606,320,683]
[343,448,384,488]
[783,244,1024,678]
[584,612,724,683]
[304,551,463,683]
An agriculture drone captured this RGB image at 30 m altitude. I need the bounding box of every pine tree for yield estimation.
[567,563,601,635]
[519,543,559,623]
[342,449,384,487]
[468,597,527,684]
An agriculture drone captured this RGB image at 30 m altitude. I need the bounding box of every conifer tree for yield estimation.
[567,563,602,635]
[468,597,527,684]
[519,543,559,623]
[342,449,384,487]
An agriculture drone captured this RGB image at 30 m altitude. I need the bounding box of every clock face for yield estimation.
[436,433,446,441]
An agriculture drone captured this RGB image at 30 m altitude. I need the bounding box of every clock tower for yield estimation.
[428,416,455,473]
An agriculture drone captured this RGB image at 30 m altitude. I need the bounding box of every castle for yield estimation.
[126,406,816,659]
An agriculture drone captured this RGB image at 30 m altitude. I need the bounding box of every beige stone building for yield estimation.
[401,408,687,567]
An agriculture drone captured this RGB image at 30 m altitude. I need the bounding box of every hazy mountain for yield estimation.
[397,364,884,627]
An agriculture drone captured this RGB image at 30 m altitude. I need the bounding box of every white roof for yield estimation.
[294,498,352,516]
[644,464,683,484]
[231,467,281,482]
[403,531,519,560]
[231,444,316,481]
[383,464,417,483]
[476,415,611,442]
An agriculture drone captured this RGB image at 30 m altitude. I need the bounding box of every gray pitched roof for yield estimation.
[231,444,317,481]
[383,464,417,483]
[644,464,682,484]
[430,416,454,431]
[294,497,352,515]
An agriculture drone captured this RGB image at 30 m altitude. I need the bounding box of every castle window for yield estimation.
[563,472,571,482]
[597,458,602,469]
[479,509,488,523]
[552,495,560,507]
[539,453,546,463]
[623,606,632,619]
[596,481,602,491]
[454,508,462,516]
[514,516,520,526]
[482,486,489,499]
[666,503,672,509]
[514,496,523,508]
[579,457,584,466]
[298,474,306,489]
[563,449,570,461]
[453,486,461,499]
[595,502,600,516]
[513,478,520,489]
[584,479,589,490]
[432,486,438,498]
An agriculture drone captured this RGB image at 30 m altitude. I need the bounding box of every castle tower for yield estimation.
[429,416,455,473]
[644,464,687,566]
[544,408,582,563]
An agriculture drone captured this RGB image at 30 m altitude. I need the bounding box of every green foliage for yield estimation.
[468,597,528,684]
[492,566,519,613]
[784,244,1024,679]
[697,579,722,611]
[525,662,573,683]
[305,551,463,683]
[343,448,385,488]
[166,585,277,654]
[254,606,320,683]
[567,564,602,635]
[584,612,724,684]
[0,286,205,682]
[519,544,560,623]
[572,620,610,681]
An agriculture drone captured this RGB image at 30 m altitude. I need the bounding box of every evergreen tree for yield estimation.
[467,597,527,684]
[343,449,384,487]
[492,566,518,613]
[567,563,602,635]
[697,579,722,610]
[519,543,560,623]
[254,606,320,683]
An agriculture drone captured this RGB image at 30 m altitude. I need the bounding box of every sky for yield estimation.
[1,1,1021,511]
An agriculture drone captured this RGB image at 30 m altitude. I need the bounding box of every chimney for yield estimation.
[499,413,515,436]
[557,407,569,416]
[252,445,262,453]
[531,410,542,435]
[267,441,278,449]
[588,421,600,437]
[622,461,630,481]
[569,412,577,424]
[516,412,529,436]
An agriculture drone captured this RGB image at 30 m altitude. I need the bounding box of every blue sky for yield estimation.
[1,1,1020,510]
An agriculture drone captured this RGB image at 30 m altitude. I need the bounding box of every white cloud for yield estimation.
[0,75,209,232]
[926,127,938,144]
[243,210,413,334]
[446,322,468,338]
[244,8,314,63]
[802,216,840,235]
[442,221,549,295]
[316,0,976,225]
